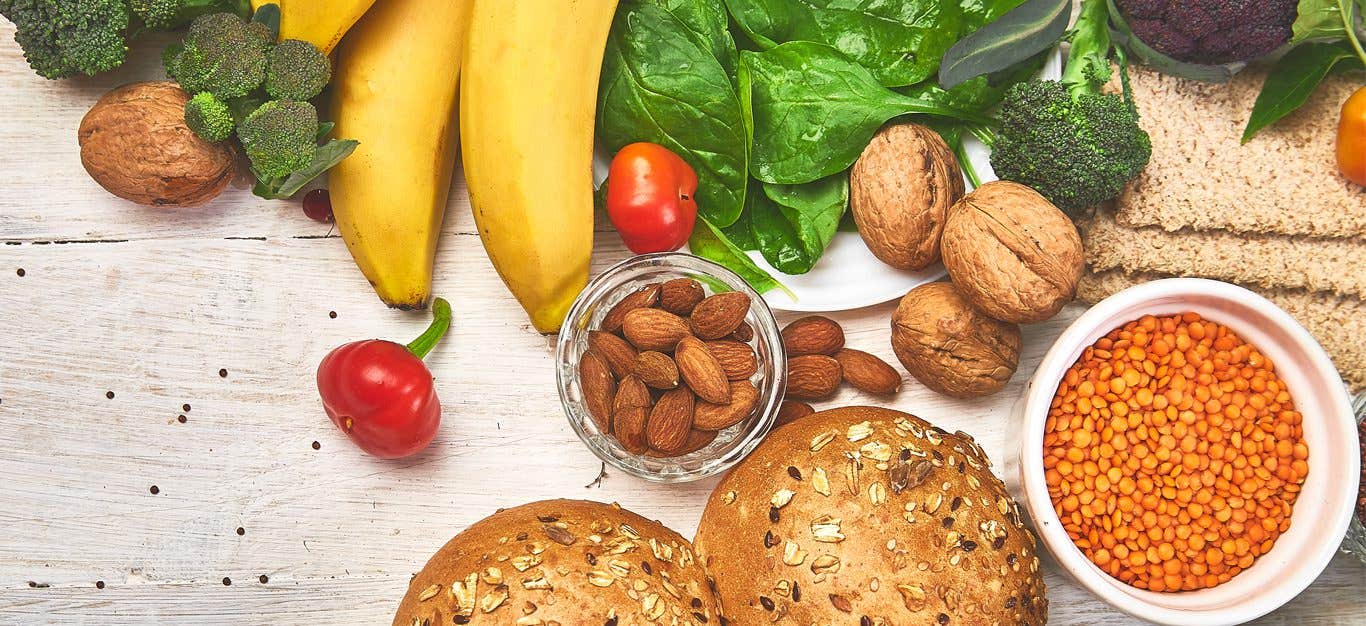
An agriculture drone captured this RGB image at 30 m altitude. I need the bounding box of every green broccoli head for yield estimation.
[131,0,250,31]
[0,0,132,79]
[163,12,272,99]
[989,80,1152,214]
[264,39,331,101]
[184,92,234,142]
[237,99,319,180]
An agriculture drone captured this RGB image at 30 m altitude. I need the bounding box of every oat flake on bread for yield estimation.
[695,406,1047,625]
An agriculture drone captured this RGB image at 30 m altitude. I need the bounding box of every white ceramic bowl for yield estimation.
[1011,278,1359,626]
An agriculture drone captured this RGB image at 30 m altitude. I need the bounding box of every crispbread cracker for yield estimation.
[1083,210,1366,298]
[1079,269,1364,392]
[1116,66,1365,238]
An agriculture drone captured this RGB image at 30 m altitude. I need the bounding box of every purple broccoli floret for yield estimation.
[1115,0,1297,65]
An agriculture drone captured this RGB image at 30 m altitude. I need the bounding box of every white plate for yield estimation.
[595,51,1063,312]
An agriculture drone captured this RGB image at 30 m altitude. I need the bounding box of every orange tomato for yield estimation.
[1337,86,1366,187]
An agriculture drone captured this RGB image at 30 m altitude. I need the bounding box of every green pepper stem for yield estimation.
[405,297,452,360]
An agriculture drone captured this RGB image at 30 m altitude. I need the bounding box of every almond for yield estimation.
[647,429,716,457]
[579,350,616,433]
[675,336,731,404]
[835,348,902,394]
[774,400,815,426]
[658,277,705,316]
[601,283,660,333]
[730,321,755,342]
[613,405,649,455]
[706,340,758,380]
[621,307,691,351]
[781,315,845,356]
[588,330,638,379]
[785,354,842,400]
[612,375,651,415]
[689,291,751,340]
[694,380,759,431]
[645,387,694,453]
[634,351,680,389]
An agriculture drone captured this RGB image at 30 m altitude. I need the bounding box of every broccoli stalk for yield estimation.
[0,0,132,79]
[987,0,1152,215]
[131,0,250,31]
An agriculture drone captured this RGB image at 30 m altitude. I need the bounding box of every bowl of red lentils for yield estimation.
[1015,278,1360,625]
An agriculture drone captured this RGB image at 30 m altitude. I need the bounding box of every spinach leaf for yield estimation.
[1243,42,1361,142]
[690,218,789,295]
[900,50,1047,114]
[724,0,964,87]
[939,0,1071,89]
[1292,0,1366,43]
[656,0,739,78]
[960,0,1027,32]
[748,174,849,274]
[745,42,991,185]
[598,1,749,226]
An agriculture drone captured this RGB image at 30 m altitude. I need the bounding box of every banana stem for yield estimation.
[406,297,452,360]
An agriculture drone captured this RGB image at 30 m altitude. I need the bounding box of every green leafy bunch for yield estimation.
[162,9,355,199]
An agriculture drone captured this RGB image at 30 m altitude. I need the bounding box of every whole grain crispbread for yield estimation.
[1079,269,1364,392]
[1082,210,1366,298]
[1116,66,1365,239]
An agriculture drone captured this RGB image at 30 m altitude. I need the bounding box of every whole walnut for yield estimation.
[78,82,235,207]
[891,282,1021,398]
[941,181,1083,324]
[850,123,964,270]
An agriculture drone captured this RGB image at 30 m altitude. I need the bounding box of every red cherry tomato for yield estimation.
[605,142,699,254]
[316,298,450,458]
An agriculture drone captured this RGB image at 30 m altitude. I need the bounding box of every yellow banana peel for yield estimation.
[248,0,376,54]
[327,0,471,309]
[461,0,619,332]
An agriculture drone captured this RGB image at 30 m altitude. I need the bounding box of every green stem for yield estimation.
[405,297,452,360]
[1343,8,1366,69]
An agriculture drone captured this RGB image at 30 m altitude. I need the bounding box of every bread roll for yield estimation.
[695,406,1047,625]
[393,499,720,625]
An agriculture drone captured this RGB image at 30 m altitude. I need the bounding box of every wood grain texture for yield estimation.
[0,18,1361,626]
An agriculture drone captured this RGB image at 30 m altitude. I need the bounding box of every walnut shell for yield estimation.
[941,181,1084,324]
[890,282,1021,398]
[850,122,964,270]
[78,82,235,207]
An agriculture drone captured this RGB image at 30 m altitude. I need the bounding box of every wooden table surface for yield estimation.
[0,23,1361,626]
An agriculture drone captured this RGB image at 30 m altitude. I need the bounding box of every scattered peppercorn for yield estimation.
[258,574,269,584]
[149,485,159,495]
[183,404,191,412]
[95,581,104,589]
[328,311,337,319]
[178,415,187,424]
[1044,312,1307,592]
[219,368,228,378]
[236,527,245,536]
[105,391,115,399]
[16,268,25,277]
[222,577,231,586]
[311,441,320,450]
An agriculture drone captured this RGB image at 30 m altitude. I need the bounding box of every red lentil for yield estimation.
[1044,312,1308,592]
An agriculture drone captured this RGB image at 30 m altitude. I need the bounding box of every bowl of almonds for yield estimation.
[556,253,787,482]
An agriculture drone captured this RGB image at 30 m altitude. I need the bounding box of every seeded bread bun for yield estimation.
[695,406,1047,625]
[392,499,720,626]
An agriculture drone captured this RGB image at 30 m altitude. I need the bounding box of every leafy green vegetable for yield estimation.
[724,0,963,87]
[598,1,749,226]
[1292,0,1366,44]
[1243,43,1362,143]
[938,0,1071,89]
[254,138,358,200]
[960,0,1027,32]
[690,219,790,296]
[901,50,1048,114]
[747,175,849,274]
[656,0,739,78]
[745,41,991,185]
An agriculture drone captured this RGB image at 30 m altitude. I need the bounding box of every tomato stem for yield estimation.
[405,297,452,360]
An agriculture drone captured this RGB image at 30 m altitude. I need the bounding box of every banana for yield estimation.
[327,0,470,309]
[462,0,618,333]
[249,0,377,54]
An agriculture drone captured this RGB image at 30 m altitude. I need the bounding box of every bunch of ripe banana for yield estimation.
[256,0,615,332]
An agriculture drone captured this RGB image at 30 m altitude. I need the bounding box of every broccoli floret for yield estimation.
[990,80,1152,214]
[184,92,234,142]
[264,39,331,101]
[163,12,272,99]
[1115,0,1297,64]
[0,0,132,79]
[237,100,318,180]
[131,0,249,31]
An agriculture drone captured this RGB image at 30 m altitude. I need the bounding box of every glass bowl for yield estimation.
[555,253,786,483]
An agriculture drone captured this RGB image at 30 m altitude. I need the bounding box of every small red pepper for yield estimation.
[605,142,699,254]
[316,298,451,459]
